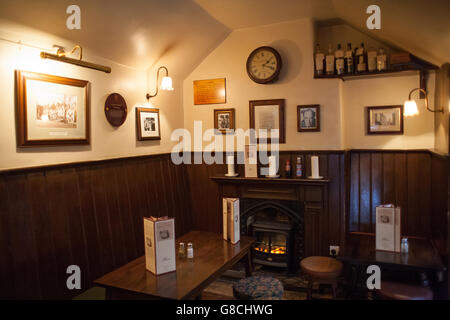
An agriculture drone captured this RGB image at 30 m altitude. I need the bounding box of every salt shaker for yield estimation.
[178,242,186,259]
[401,238,409,253]
[187,242,194,259]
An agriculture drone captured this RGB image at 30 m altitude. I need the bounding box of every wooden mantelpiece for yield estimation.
[210,176,330,185]
[210,175,330,256]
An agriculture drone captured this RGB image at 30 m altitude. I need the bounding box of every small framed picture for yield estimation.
[249,99,285,143]
[297,105,320,132]
[214,108,235,134]
[136,107,161,140]
[367,105,403,135]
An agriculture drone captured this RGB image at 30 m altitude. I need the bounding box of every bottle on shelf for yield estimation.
[335,43,345,76]
[295,156,304,178]
[367,46,377,72]
[314,43,325,76]
[355,42,367,73]
[377,47,387,71]
[285,160,292,178]
[325,43,335,75]
[344,43,354,75]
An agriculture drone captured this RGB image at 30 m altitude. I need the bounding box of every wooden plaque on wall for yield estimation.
[193,78,226,105]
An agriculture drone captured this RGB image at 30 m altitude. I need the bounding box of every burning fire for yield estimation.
[254,246,286,255]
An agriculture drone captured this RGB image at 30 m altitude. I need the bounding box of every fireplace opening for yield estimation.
[252,220,294,269]
[240,199,304,273]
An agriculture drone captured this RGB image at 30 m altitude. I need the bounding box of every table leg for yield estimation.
[245,249,253,277]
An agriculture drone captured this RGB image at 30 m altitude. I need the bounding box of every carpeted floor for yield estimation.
[203,264,336,300]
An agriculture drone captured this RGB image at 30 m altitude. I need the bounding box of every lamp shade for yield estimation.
[404,100,419,117]
[160,76,174,91]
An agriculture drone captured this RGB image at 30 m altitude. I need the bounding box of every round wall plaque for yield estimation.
[105,93,127,127]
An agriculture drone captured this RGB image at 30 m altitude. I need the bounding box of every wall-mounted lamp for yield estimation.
[40,45,111,73]
[146,66,174,101]
[403,88,443,117]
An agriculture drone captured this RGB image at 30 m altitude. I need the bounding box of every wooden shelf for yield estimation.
[314,68,425,81]
[210,175,330,185]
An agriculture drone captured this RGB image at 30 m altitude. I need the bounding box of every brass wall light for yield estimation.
[146,66,174,101]
[40,45,111,73]
[403,88,443,117]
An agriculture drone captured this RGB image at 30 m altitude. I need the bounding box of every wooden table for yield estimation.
[338,234,446,294]
[94,231,255,300]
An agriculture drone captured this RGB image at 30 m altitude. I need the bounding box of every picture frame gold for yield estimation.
[214,108,235,134]
[15,70,90,147]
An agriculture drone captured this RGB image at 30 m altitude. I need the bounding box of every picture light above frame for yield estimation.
[40,45,111,73]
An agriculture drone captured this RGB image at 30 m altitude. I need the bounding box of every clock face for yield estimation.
[246,46,282,84]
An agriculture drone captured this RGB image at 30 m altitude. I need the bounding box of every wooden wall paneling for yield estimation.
[349,152,360,232]
[406,153,422,237]
[341,152,349,245]
[90,165,115,276]
[169,160,193,236]
[418,153,432,238]
[25,172,58,299]
[431,154,448,247]
[382,153,395,204]
[359,153,371,233]
[394,153,408,236]
[45,170,78,299]
[113,160,138,262]
[371,153,383,232]
[157,157,172,217]
[327,153,341,245]
[0,176,15,298]
[75,166,102,281]
[61,168,91,295]
[102,163,128,269]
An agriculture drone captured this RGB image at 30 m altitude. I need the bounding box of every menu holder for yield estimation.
[144,216,176,275]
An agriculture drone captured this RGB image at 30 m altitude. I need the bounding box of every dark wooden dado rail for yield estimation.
[0,149,448,299]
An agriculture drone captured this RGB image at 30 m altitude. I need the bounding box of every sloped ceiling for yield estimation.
[195,0,450,66]
[194,0,337,29]
[0,0,230,75]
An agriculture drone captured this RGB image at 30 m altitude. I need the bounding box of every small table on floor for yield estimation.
[338,234,446,297]
[94,231,255,300]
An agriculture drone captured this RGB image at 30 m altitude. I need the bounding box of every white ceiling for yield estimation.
[0,0,230,74]
[0,0,448,69]
[194,0,337,29]
[195,0,450,66]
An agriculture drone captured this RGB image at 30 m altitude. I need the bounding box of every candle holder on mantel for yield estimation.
[225,155,239,177]
[307,155,323,180]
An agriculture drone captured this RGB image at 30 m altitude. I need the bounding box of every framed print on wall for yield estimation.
[136,107,161,140]
[249,99,285,143]
[367,105,404,135]
[214,108,235,134]
[297,105,320,132]
[15,70,90,147]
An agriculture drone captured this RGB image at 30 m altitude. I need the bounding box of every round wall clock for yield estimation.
[246,46,282,84]
[105,93,127,127]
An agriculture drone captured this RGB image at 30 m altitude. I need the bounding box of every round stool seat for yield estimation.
[233,276,284,300]
[378,281,433,300]
[300,256,343,279]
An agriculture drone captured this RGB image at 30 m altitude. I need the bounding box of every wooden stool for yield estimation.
[377,281,433,300]
[300,256,343,299]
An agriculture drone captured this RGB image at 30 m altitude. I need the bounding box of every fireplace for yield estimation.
[240,198,304,272]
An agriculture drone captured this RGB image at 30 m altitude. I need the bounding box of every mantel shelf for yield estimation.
[210,175,330,185]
